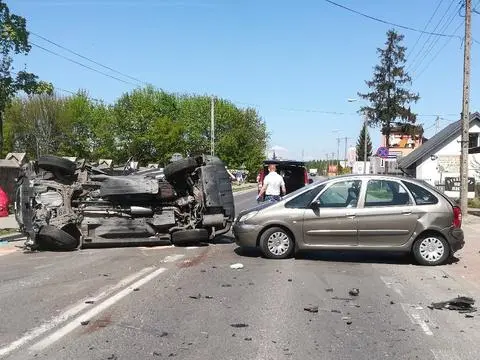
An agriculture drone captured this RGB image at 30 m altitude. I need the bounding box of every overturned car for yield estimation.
[15,155,234,250]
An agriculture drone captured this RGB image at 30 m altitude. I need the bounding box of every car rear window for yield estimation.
[402,181,438,205]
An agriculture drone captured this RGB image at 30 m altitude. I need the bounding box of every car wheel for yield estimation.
[412,234,450,266]
[37,155,77,176]
[38,225,79,251]
[164,158,198,180]
[259,227,294,259]
[171,228,209,246]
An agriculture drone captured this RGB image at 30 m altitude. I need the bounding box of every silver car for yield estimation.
[233,175,464,266]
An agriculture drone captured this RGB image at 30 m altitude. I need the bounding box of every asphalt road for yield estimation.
[1,188,480,360]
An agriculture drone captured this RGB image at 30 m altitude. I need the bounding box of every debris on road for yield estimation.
[189,294,202,299]
[348,288,360,296]
[332,296,353,301]
[304,305,319,313]
[222,284,232,287]
[133,288,140,292]
[200,269,206,273]
[428,296,476,313]
[160,332,169,337]
[288,279,292,282]
[80,320,90,326]
[331,309,341,313]
[230,263,244,270]
[230,323,249,328]
[244,337,252,341]
[325,288,334,292]
[346,321,352,325]
[390,301,395,305]
[205,295,214,299]
[85,300,95,304]
[248,282,254,286]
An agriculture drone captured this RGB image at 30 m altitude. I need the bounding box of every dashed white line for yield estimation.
[431,349,462,360]
[380,276,405,297]
[0,266,156,357]
[162,254,185,262]
[401,303,433,336]
[29,267,167,352]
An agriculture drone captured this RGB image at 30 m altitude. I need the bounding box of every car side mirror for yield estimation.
[310,199,321,209]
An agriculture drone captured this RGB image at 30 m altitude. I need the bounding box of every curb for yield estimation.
[0,232,25,242]
[233,187,257,196]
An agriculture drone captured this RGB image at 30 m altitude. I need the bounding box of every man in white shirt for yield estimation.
[257,164,286,202]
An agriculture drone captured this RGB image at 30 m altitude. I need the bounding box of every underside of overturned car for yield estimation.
[15,155,235,250]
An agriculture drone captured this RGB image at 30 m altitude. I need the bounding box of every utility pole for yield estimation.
[336,137,341,172]
[435,116,440,134]
[343,137,351,167]
[460,0,471,217]
[211,96,215,156]
[363,113,368,174]
[325,153,329,175]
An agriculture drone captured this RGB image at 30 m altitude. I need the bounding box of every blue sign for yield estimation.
[376,146,389,159]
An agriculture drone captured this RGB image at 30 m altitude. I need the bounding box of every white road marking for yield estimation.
[431,349,462,360]
[401,303,433,336]
[162,254,185,262]
[29,267,167,352]
[380,276,405,297]
[0,266,156,357]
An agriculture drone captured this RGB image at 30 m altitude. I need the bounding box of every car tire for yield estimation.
[38,155,76,176]
[164,158,198,180]
[412,233,450,266]
[38,225,79,251]
[259,227,294,259]
[171,228,209,246]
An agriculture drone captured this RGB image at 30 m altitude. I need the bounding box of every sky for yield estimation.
[6,0,480,161]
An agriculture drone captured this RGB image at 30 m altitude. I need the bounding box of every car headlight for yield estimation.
[239,211,258,222]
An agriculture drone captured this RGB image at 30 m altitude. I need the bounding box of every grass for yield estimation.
[232,182,257,193]
[0,229,17,236]
[468,198,480,208]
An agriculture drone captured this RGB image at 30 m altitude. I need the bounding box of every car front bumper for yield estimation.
[232,222,262,248]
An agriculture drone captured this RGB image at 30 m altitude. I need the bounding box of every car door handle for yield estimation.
[401,210,412,215]
[345,211,356,217]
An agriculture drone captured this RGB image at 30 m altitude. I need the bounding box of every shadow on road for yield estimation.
[234,246,461,266]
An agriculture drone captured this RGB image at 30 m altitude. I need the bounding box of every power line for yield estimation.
[30,32,148,86]
[324,0,462,38]
[406,0,445,60]
[31,42,139,87]
[415,19,463,80]
[407,0,459,73]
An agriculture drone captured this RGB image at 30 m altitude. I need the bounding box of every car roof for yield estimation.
[263,160,305,166]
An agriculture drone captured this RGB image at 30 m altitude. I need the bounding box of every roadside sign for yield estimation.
[376,146,389,159]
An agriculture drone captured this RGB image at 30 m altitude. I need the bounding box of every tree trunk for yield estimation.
[384,122,391,174]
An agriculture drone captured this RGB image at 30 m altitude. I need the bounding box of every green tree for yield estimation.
[358,29,419,151]
[356,124,372,161]
[112,86,183,164]
[0,0,53,154]
[3,94,65,158]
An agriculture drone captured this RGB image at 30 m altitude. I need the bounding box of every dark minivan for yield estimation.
[257,160,311,200]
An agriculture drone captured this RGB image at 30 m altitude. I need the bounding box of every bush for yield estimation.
[468,198,480,208]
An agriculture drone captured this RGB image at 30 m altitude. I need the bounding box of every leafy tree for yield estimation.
[0,0,53,154]
[112,86,182,164]
[358,29,419,151]
[356,124,372,161]
[4,94,65,158]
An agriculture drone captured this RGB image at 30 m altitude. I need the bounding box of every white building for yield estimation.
[398,112,480,198]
